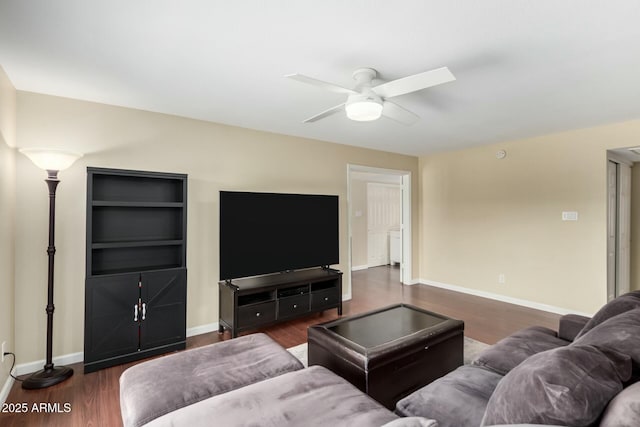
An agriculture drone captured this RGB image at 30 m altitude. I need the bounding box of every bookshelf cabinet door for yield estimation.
[84,273,140,363]
[140,268,187,350]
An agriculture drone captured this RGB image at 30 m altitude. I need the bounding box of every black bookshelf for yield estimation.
[84,167,187,373]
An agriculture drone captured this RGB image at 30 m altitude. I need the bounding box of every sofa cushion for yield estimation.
[145,366,398,427]
[575,290,640,339]
[382,417,439,427]
[471,326,568,375]
[600,381,640,427]
[573,307,640,367]
[395,365,503,427]
[120,333,304,427]
[481,345,632,427]
[557,313,590,342]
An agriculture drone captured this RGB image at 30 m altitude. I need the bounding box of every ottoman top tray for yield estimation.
[309,304,464,359]
[330,304,451,348]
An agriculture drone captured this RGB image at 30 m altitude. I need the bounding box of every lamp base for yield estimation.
[21,366,73,390]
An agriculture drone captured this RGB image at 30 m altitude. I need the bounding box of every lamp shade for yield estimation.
[20,148,83,172]
[345,100,383,122]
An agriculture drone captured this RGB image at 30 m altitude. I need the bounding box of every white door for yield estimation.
[367,183,401,267]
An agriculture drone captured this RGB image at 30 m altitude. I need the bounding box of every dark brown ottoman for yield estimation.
[308,303,464,409]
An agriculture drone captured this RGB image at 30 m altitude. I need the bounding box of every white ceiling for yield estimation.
[2,1,640,156]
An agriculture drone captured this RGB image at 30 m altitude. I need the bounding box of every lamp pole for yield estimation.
[22,170,74,389]
[19,148,82,390]
[44,171,60,371]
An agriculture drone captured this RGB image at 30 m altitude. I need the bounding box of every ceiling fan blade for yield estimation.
[286,73,357,95]
[382,101,419,125]
[303,103,346,123]
[373,67,455,99]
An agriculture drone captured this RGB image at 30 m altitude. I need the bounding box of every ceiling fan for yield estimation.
[285,67,455,125]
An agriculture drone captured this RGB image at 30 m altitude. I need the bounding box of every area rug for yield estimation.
[287,336,489,367]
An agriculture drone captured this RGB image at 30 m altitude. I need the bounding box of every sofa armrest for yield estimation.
[558,314,590,342]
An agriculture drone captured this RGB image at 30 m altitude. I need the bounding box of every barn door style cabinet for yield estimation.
[84,167,187,373]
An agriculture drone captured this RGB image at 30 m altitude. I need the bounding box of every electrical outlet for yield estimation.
[498,274,506,284]
[1,341,6,362]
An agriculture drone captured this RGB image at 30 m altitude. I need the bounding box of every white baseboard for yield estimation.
[15,351,84,377]
[1,374,15,405]
[419,279,593,317]
[15,309,366,377]
[351,265,368,271]
[13,325,219,377]
[403,278,419,286]
[186,322,219,337]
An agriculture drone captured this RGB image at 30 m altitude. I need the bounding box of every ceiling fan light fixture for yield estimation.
[287,66,454,124]
[345,99,383,122]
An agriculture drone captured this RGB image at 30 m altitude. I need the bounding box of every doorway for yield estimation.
[366,183,402,268]
[347,164,412,287]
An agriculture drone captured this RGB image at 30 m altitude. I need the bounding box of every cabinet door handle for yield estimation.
[142,303,147,320]
[134,304,139,322]
[256,312,261,317]
[293,304,297,309]
[324,297,329,301]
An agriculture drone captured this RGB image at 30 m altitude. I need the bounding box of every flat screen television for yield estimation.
[219,191,339,280]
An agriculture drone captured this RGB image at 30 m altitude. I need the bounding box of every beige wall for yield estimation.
[14,91,419,365]
[350,179,368,269]
[0,67,16,389]
[0,66,16,148]
[14,87,640,366]
[419,119,640,314]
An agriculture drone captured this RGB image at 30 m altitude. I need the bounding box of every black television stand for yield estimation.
[218,268,343,338]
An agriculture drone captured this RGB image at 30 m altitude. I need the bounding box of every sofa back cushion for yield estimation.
[600,381,640,427]
[471,326,568,375]
[481,345,631,427]
[576,290,640,339]
[573,307,640,368]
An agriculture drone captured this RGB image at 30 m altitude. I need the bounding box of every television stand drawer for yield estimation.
[311,288,339,310]
[238,301,276,328]
[278,295,310,319]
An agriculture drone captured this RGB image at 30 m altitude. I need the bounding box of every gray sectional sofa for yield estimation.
[397,290,640,427]
[120,291,640,427]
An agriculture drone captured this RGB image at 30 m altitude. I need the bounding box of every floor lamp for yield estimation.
[19,148,83,390]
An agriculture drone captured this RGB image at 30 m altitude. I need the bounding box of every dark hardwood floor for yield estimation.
[1,266,561,427]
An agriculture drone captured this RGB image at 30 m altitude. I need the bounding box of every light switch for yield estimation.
[562,211,578,221]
